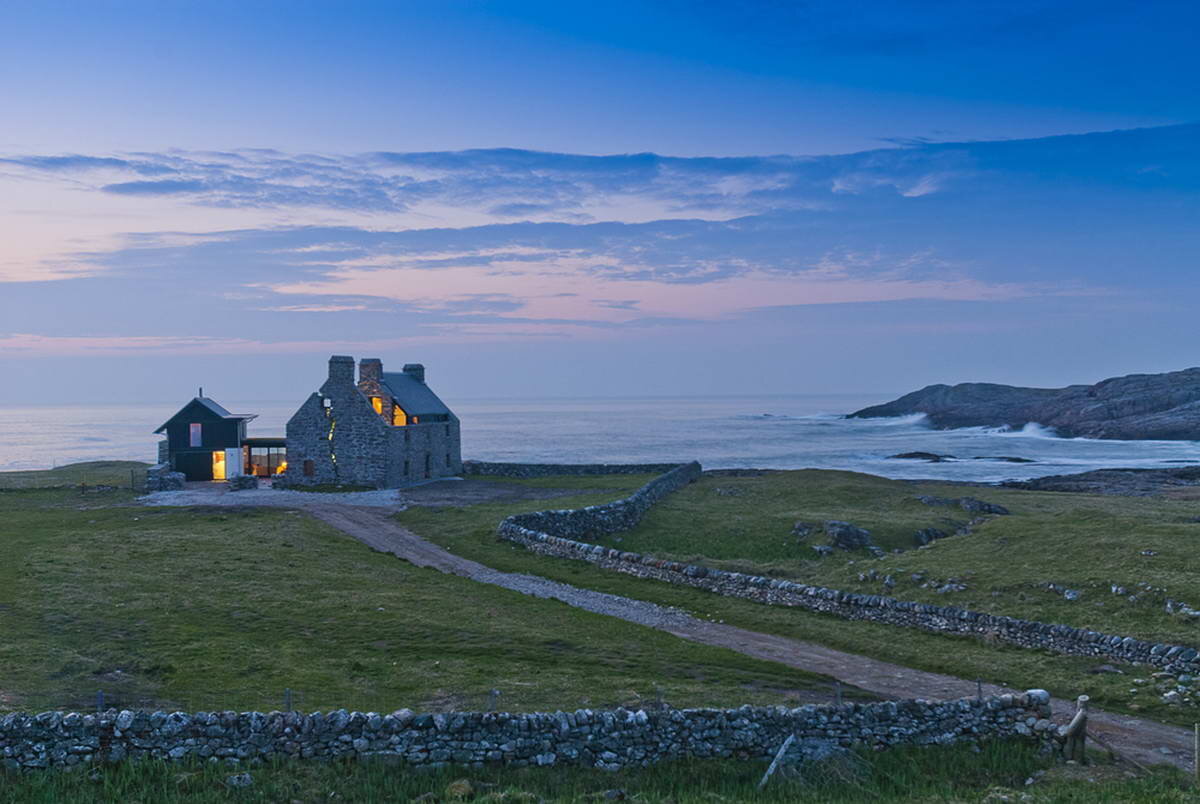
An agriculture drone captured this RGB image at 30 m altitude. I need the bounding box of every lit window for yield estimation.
[370,397,383,415]
[392,403,408,427]
[189,423,202,447]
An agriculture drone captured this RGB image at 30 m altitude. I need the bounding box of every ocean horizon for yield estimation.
[2,394,1197,483]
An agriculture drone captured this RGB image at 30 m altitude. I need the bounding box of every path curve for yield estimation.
[307,504,1194,773]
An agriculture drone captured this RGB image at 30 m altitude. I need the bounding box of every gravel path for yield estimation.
[309,504,1196,774]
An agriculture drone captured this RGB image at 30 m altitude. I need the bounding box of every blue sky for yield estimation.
[0,1,1197,404]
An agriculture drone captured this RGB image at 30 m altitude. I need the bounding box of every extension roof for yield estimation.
[380,372,454,418]
[154,397,258,434]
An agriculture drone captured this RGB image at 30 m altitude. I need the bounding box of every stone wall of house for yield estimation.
[496,464,1200,676]
[498,462,701,540]
[284,356,461,489]
[464,462,686,478]
[0,692,1052,772]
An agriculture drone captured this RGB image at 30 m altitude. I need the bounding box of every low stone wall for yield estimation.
[144,464,184,492]
[495,465,1200,676]
[464,461,688,478]
[497,462,702,540]
[0,692,1052,771]
[504,527,1200,675]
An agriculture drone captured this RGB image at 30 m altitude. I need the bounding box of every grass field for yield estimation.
[1,742,1193,803]
[0,467,847,715]
[395,470,1200,727]
[0,460,148,490]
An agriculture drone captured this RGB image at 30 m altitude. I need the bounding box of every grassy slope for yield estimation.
[0,484,843,715]
[395,471,1200,726]
[2,743,1192,803]
[0,461,148,490]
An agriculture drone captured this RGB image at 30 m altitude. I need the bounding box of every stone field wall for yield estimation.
[496,464,1200,676]
[464,461,688,478]
[1,693,1052,772]
[497,462,702,539]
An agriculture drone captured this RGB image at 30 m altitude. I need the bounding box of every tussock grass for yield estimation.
[1,742,1191,803]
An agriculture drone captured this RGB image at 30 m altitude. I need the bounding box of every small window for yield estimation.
[412,415,420,424]
[370,397,383,415]
[392,403,407,427]
[444,424,450,436]
[445,453,451,467]
[403,459,410,476]
[303,460,315,477]
[189,423,202,447]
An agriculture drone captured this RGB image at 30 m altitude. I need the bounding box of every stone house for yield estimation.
[283,356,462,488]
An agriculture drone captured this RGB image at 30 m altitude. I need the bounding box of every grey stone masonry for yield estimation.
[0,692,1052,772]
[144,463,185,492]
[284,356,461,489]
[464,462,688,478]
[496,464,1200,676]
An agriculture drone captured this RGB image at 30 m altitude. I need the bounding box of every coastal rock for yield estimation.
[888,451,955,462]
[848,367,1200,440]
[791,521,817,542]
[824,520,873,551]
[1004,467,1200,497]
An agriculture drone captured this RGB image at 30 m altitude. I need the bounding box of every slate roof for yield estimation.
[380,372,455,418]
[154,397,258,433]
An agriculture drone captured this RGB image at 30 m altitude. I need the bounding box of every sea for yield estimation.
[2,395,1197,483]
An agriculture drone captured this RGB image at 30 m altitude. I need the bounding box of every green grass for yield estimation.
[0,485,846,715]
[0,461,149,490]
[2,742,1192,803]
[394,471,1200,727]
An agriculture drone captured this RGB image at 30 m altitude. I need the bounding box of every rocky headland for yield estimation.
[849,367,1200,440]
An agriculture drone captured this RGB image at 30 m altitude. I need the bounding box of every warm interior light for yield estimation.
[211,450,226,481]
[275,461,288,475]
[370,396,383,415]
[392,402,408,427]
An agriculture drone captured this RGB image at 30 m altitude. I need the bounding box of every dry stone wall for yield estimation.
[0,693,1052,772]
[464,461,686,478]
[497,462,702,540]
[496,464,1200,676]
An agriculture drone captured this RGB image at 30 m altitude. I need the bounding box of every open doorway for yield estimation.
[211,450,227,481]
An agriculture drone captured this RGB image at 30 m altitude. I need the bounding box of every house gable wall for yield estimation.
[284,356,463,488]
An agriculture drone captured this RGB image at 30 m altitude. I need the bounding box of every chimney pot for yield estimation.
[402,363,426,384]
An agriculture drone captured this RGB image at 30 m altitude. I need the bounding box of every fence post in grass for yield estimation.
[1193,723,1198,788]
[487,689,500,712]
[284,688,293,712]
[1062,695,1089,764]
[96,690,104,713]
[758,733,796,790]
[977,679,983,701]
[834,681,842,706]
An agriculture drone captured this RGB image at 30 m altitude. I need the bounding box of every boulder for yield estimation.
[824,520,873,551]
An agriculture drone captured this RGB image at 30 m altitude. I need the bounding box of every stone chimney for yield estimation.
[359,358,383,386]
[402,363,425,384]
[328,355,355,386]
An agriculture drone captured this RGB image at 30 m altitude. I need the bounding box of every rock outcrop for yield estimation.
[849,367,1200,440]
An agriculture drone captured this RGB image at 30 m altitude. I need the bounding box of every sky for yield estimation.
[0,0,1197,405]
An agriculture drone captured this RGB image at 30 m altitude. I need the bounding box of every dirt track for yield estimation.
[308,504,1196,773]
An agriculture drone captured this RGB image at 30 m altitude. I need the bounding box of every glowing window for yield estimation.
[370,396,383,415]
[392,403,408,427]
[412,415,420,424]
[189,423,202,447]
